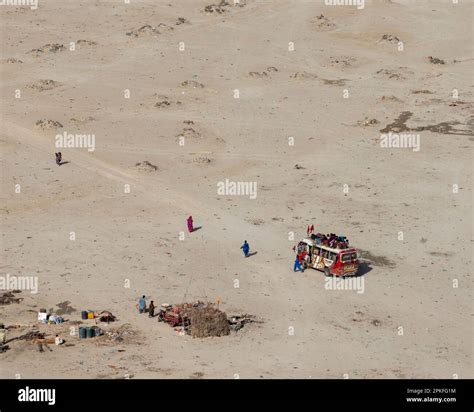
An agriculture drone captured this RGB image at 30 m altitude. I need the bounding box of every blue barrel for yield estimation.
[86,327,94,339]
[79,327,87,339]
[92,326,101,337]
[81,311,88,320]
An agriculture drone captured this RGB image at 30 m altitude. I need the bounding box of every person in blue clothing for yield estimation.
[138,295,146,314]
[240,240,250,257]
[294,257,303,272]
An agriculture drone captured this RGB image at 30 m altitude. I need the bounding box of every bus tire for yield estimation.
[324,267,331,277]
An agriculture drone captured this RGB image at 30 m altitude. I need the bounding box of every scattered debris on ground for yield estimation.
[228,314,260,331]
[0,291,23,305]
[99,324,137,344]
[96,311,116,323]
[312,14,336,30]
[18,330,45,341]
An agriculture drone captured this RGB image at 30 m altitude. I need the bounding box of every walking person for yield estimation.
[294,251,306,273]
[138,295,146,314]
[293,257,303,272]
[240,240,250,257]
[187,216,194,233]
[148,300,155,318]
[55,152,62,166]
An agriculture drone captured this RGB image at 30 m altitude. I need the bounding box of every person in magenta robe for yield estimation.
[187,216,193,233]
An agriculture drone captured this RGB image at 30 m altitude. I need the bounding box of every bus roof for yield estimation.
[301,238,357,254]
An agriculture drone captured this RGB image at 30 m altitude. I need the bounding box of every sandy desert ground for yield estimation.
[0,0,472,379]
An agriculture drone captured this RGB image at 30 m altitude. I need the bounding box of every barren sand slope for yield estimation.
[0,0,472,378]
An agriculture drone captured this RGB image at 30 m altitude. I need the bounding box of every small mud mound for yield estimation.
[76,39,97,48]
[193,156,213,164]
[26,79,60,91]
[380,34,400,44]
[35,119,63,130]
[427,56,445,65]
[70,116,95,124]
[375,68,405,80]
[28,43,65,55]
[380,95,401,103]
[312,14,336,30]
[322,78,347,86]
[204,1,230,14]
[247,218,264,226]
[249,71,269,78]
[411,90,433,94]
[176,17,189,25]
[248,66,278,78]
[180,80,204,89]
[126,25,160,37]
[176,127,201,140]
[291,71,317,80]
[2,57,23,64]
[357,117,379,127]
[328,56,356,68]
[152,94,182,109]
[133,161,158,173]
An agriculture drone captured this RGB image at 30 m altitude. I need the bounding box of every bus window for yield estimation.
[342,253,356,263]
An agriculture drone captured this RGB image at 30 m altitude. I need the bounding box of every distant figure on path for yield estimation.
[138,295,146,314]
[148,300,155,318]
[55,152,62,166]
[187,216,194,233]
[241,240,250,257]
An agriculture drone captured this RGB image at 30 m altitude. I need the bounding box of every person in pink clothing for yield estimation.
[187,216,194,233]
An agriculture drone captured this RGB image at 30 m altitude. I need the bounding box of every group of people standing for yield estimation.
[138,295,156,318]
